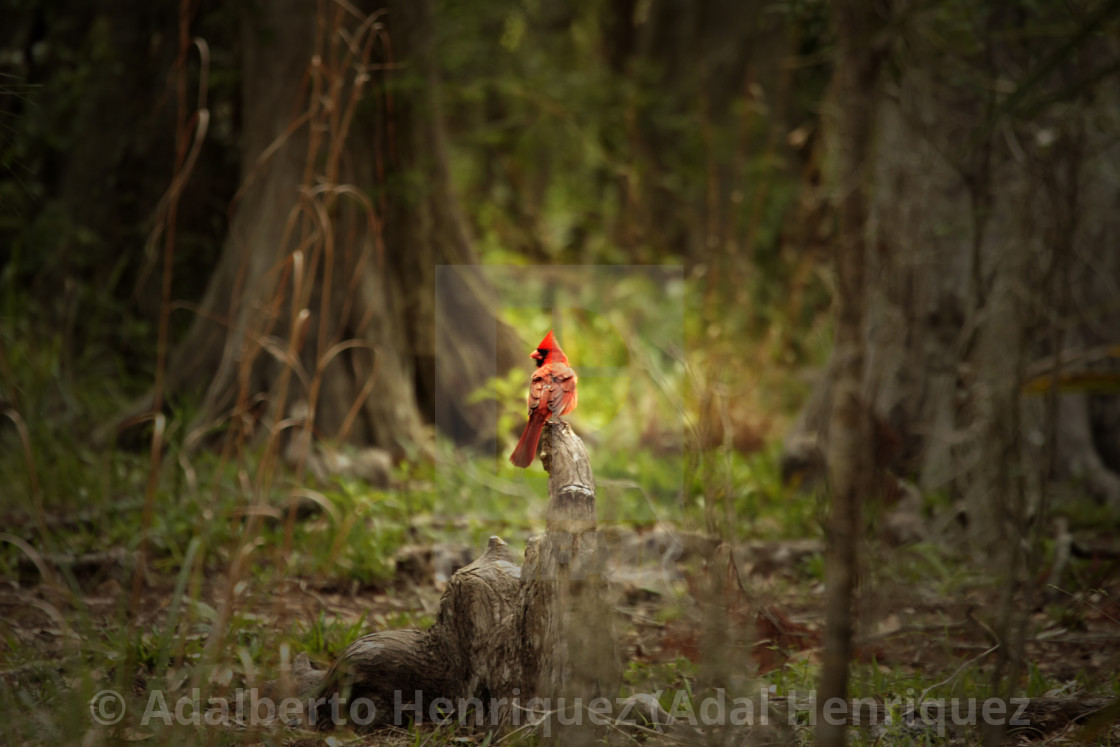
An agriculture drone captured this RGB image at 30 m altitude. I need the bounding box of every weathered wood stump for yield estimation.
[301,422,618,739]
[523,422,618,743]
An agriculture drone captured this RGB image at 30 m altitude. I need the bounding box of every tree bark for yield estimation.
[523,422,617,744]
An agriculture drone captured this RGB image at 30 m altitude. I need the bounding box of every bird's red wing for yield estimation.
[527,370,547,413]
[547,363,578,417]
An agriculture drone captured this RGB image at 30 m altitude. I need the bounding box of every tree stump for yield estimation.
[302,421,618,740]
[523,422,618,743]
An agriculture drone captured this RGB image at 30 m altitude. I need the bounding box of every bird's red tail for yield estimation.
[509,411,546,467]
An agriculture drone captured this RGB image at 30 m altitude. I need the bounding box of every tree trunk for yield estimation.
[109,0,519,457]
[815,3,883,746]
[523,422,617,744]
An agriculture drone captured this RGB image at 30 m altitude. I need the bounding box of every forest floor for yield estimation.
[2,494,1118,746]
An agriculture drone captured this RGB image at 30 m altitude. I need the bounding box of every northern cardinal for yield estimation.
[509,330,578,468]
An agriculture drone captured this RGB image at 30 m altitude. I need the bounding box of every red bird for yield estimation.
[509,330,578,468]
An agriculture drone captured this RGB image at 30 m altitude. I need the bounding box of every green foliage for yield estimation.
[289,611,368,660]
